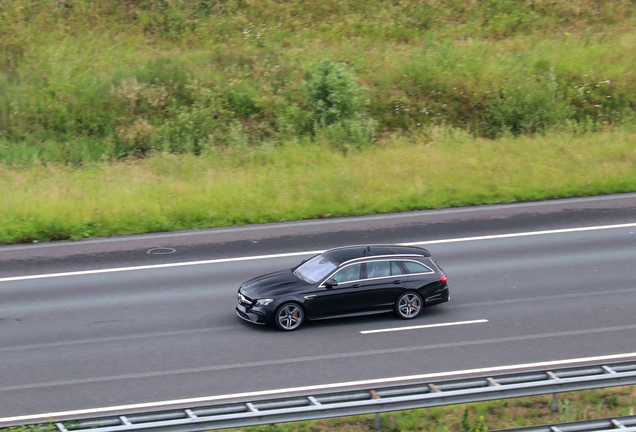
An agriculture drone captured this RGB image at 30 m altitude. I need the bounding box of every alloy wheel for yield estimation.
[397,292,422,319]
[276,303,304,331]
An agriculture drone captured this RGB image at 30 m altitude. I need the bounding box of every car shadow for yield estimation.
[303,306,451,331]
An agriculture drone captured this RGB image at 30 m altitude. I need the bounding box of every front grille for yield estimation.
[238,292,253,306]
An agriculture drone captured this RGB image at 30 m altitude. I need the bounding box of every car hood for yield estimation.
[240,269,310,298]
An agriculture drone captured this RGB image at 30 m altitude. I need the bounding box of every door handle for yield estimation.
[352,284,361,288]
[393,280,402,284]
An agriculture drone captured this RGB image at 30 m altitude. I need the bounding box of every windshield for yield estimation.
[293,254,337,284]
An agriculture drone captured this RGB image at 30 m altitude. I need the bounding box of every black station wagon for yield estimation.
[236,245,449,331]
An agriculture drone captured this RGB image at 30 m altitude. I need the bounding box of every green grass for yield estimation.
[2,127,636,244]
[1,0,636,163]
[1,1,636,244]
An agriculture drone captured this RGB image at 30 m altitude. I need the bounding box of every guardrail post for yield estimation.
[546,371,560,413]
[371,390,381,431]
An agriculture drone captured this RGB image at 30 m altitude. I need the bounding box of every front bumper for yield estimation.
[236,307,267,325]
[237,288,279,326]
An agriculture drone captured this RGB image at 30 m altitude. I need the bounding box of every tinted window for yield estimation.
[391,261,407,276]
[332,264,363,283]
[367,261,391,279]
[402,261,432,274]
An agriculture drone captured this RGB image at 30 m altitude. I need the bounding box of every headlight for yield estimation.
[254,298,274,307]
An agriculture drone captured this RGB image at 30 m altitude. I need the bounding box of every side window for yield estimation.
[390,261,407,276]
[402,261,432,274]
[332,263,362,283]
[367,261,391,279]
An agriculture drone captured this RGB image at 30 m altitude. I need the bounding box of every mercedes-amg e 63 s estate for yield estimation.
[236,245,449,331]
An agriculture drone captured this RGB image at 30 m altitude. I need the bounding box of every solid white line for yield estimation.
[0,250,323,283]
[403,221,636,246]
[3,351,636,424]
[361,319,489,334]
[2,221,636,283]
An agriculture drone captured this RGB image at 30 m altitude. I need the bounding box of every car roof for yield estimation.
[322,245,431,266]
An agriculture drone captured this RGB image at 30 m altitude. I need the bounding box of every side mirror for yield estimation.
[324,278,338,287]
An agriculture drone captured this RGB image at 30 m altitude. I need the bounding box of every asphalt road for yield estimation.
[1,193,636,421]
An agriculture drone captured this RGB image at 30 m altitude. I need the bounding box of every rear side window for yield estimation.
[367,261,391,279]
[402,261,433,274]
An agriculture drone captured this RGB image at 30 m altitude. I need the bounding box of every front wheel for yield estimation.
[395,291,423,319]
[275,303,305,331]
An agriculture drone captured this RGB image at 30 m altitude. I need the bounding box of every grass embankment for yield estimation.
[1,0,636,163]
[1,1,636,244]
[2,128,636,244]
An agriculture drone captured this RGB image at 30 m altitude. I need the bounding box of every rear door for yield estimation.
[358,260,409,310]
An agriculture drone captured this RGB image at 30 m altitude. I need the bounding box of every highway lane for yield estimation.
[1,194,636,420]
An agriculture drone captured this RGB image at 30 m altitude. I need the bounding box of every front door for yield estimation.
[302,263,367,318]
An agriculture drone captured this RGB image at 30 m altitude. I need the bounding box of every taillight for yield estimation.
[439,275,447,282]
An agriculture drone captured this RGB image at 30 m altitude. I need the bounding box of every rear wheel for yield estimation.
[395,292,423,319]
[275,303,304,331]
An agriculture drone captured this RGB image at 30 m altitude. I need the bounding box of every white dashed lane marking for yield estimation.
[361,319,489,334]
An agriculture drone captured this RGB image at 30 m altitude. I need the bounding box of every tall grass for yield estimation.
[0,0,635,163]
[1,0,636,244]
[2,127,636,244]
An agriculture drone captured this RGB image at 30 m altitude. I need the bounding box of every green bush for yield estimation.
[223,84,261,117]
[297,59,376,146]
[303,59,368,126]
[483,69,574,136]
[159,90,234,153]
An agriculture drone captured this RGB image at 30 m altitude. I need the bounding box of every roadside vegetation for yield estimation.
[235,386,636,431]
[3,128,636,244]
[3,386,635,432]
[1,0,636,243]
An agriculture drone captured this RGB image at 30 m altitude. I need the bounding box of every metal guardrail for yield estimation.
[490,414,636,432]
[18,360,636,432]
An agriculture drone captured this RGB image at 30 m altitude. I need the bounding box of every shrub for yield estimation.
[223,84,261,117]
[482,69,574,136]
[134,57,194,107]
[159,90,234,153]
[303,59,368,126]
[293,59,376,147]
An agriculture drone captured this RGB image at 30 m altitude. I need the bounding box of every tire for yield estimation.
[275,302,305,331]
[394,291,423,319]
